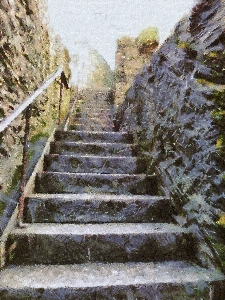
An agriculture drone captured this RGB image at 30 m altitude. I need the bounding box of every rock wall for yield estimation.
[0,0,72,230]
[115,0,225,270]
[115,35,158,106]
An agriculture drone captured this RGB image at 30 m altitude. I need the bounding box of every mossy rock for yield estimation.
[137,27,159,46]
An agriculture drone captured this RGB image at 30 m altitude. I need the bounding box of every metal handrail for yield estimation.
[0,65,70,224]
[0,66,63,132]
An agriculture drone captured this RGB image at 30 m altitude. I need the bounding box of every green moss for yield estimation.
[139,140,152,151]
[211,89,225,108]
[30,132,49,143]
[213,242,225,267]
[6,164,23,194]
[216,135,225,150]
[137,27,159,47]
[0,108,5,118]
[208,51,218,58]
[9,252,15,262]
[177,41,191,50]
[210,89,225,155]
[197,78,215,86]
[52,112,58,120]
[0,201,6,215]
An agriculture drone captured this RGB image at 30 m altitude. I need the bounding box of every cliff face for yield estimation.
[0,0,50,116]
[115,35,158,106]
[115,0,225,268]
[0,0,72,229]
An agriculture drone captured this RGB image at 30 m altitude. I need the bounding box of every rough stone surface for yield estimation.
[115,0,225,269]
[54,130,133,143]
[7,223,196,264]
[35,172,158,195]
[24,194,174,223]
[69,89,115,131]
[0,0,72,230]
[115,35,158,106]
[50,141,137,156]
[43,154,137,174]
[0,262,224,300]
[2,85,225,298]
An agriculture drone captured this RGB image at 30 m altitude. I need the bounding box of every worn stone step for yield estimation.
[6,223,197,265]
[34,172,158,195]
[71,117,112,123]
[72,111,112,119]
[54,130,133,143]
[74,106,111,112]
[0,262,224,300]
[24,193,175,223]
[69,123,114,131]
[87,112,112,117]
[70,113,113,121]
[71,109,112,118]
[50,141,137,156]
[43,154,137,174]
[77,107,111,111]
[71,117,113,123]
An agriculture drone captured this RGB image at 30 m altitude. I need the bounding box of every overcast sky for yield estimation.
[47,0,196,86]
[47,0,196,69]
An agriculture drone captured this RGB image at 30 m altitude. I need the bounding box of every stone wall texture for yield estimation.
[115,36,158,106]
[0,0,72,230]
[115,0,225,269]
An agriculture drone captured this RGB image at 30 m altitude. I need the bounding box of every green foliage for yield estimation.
[30,132,49,143]
[6,164,23,194]
[177,40,191,50]
[0,201,6,215]
[9,251,15,262]
[0,108,5,118]
[213,242,225,267]
[136,27,159,47]
[210,88,225,155]
[211,89,225,109]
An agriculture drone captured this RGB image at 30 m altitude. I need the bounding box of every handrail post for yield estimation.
[58,73,63,125]
[58,71,69,126]
[18,104,32,225]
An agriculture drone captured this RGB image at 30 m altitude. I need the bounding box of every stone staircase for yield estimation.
[0,90,224,299]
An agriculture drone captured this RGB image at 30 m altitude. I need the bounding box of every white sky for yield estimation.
[47,0,196,85]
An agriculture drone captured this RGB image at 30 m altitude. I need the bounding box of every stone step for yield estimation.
[71,117,113,123]
[70,117,113,124]
[6,223,197,265]
[75,107,111,111]
[0,262,224,300]
[72,109,112,117]
[50,141,137,156]
[74,106,111,111]
[34,172,158,195]
[24,193,175,223]
[69,123,114,131]
[54,130,133,143]
[71,112,113,120]
[43,154,137,174]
